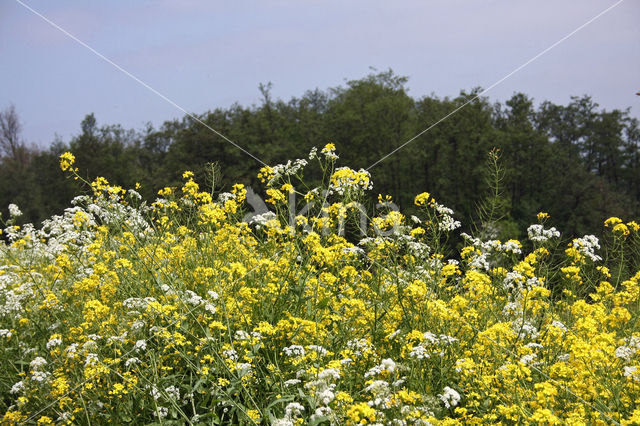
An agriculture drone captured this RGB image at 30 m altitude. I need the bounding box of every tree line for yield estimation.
[2,70,639,239]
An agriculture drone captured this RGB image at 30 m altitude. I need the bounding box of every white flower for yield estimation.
[365,358,397,377]
[380,358,396,373]
[204,303,216,314]
[65,343,79,358]
[527,224,560,242]
[164,385,180,400]
[135,339,147,352]
[318,368,340,381]
[624,366,639,382]
[10,381,24,394]
[46,337,62,349]
[308,146,318,160]
[149,385,161,400]
[308,345,328,356]
[31,371,51,382]
[154,407,168,418]
[519,354,537,365]
[125,357,140,367]
[616,345,634,361]
[283,345,305,357]
[223,348,238,361]
[8,204,22,217]
[184,290,203,306]
[439,386,461,408]
[235,330,250,341]
[571,235,602,262]
[84,353,98,367]
[285,402,305,418]
[30,356,47,370]
[236,363,252,375]
[409,345,430,360]
[438,334,458,345]
[310,406,334,423]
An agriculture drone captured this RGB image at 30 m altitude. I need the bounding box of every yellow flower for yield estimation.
[59,152,75,171]
[613,223,630,237]
[281,183,294,193]
[346,402,377,425]
[604,217,622,227]
[627,221,640,232]
[537,212,549,221]
[37,416,55,425]
[258,166,275,183]
[414,192,431,206]
[266,188,286,205]
[246,409,261,423]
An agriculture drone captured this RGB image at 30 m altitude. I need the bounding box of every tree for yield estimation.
[0,104,29,168]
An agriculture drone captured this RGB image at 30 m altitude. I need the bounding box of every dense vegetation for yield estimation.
[1,146,640,424]
[1,70,639,241]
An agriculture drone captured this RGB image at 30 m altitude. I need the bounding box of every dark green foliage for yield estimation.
[1,70,638,239]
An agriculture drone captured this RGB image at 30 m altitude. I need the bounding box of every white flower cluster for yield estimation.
[616,337,640,361]
[46,336,62,349]
[438,386,461,408]
[249,211,277,228]
[365,380,392,408]
[513,318,540,340]
[365,358,397,378]
[0,272,36,319]
[503,271,542,293]
[164,385,180,400]
[123,297,158,312]
[461,233,523,271]
[624,366,639,382]
[273,402,306,426]
[125,357,140,367]
[30,356,51,383]
[154,407,168,419]
[432,202,461,231]
[222,348,238,361]
[571,235,602,262]
[409,332,458,360]
[8,203,22,218]
[519,353,539,366]
[527,224,560,242]
[267,159,309,186]
[10,380,24,394]
[304,368,340,406]
[346,338,371,357]
[283,345,306,357]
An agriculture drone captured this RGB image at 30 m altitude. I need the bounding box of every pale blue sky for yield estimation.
[1,0,638,147]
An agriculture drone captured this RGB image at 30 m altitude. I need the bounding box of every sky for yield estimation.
[1,0,639,148]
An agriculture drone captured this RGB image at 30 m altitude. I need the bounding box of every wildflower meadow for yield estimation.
[1,145,640,425]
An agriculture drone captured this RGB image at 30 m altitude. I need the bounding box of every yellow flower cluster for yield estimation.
[58,152,75,172]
